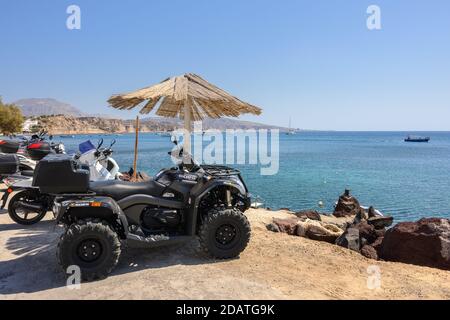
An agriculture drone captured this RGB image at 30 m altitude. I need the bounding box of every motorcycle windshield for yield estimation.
[79,140,96,154]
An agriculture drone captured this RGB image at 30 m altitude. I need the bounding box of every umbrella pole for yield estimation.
[184,103,191,155]
[132,115,139,181]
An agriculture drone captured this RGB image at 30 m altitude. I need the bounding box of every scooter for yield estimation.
[0,140,121,225]
[76,139,122,181]
[0,130,65,171]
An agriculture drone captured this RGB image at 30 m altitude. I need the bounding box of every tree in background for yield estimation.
[0,97,24,135]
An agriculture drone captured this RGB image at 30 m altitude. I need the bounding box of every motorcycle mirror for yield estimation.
[171,136,178,145]
[97,138,104,149]
[109,139,116,148]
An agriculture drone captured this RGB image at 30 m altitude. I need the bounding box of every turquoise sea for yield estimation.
[56,131,450,222]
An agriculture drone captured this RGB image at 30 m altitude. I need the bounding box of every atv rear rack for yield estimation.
[201,165,241,176]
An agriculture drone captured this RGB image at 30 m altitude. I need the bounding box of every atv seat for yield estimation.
[89,179,166,200]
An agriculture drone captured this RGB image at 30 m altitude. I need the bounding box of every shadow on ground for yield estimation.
[0,220,217,296]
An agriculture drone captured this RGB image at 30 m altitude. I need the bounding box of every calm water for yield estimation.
[56,131,450,222]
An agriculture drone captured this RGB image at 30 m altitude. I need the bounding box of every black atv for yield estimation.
[34,142,252,281]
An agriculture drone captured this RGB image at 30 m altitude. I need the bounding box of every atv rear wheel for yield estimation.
[57,219,121,282]
[198,208,251,259]
[8,190,47,225]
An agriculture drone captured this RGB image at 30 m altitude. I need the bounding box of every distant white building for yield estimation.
[22,119,38,132]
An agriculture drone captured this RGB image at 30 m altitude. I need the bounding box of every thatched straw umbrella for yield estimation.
[108,73,262,152]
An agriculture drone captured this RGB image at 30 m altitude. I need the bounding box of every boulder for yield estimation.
[380,218,450,270]
[335,227,360,252]
[371,236,384,257]
[353,220,378,244]
[333,189,365,218]
[305,223,343,244]
[361,245,378,260]
[266,223,280,233]
[295,222,307,237]
[368,206,377,218]
[368,216,394,229]
[294,210,322,221]
[354,208,369,223]
[321,214,354,230]
[271,217,300,235]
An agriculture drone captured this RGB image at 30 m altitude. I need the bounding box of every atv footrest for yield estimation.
[126,233,194,248]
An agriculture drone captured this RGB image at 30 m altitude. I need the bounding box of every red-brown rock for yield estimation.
[353,220,378,244]
[333,190,364,218]
[271,218,300,235]
[380,218,450,270]
[361,245,378,260]
[294,210,322,221]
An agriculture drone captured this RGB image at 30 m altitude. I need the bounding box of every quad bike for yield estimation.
[0,140,121,225]
[33,140,252,281]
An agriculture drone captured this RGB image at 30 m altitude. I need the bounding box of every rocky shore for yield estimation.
[266,190,450,271]
[2,205,450,299]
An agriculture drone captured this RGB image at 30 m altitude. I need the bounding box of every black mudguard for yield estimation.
[187,179,251,235]
[55,196,129,238]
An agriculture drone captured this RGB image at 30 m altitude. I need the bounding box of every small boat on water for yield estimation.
[285,117,295,135]
[404,135,430,143]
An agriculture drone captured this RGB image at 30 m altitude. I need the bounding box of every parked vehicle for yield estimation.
[34,139,251,281]
[0,131,66,171]
[0,140,122,225]
[77,139,122,181]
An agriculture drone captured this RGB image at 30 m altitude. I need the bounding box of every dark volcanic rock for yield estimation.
[272,218,300,235]
[354,220,378,244]
[380,218,450,270]
[361,245,378,260]
[371,236,384,257]
[333,189,364,218]
[354,208,369,223]
[294,210,322,221]
[266,223,280,233]
[368,216,394,229]
[335,227,360,252]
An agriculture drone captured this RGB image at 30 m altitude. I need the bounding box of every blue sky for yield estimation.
[1,0,449,130]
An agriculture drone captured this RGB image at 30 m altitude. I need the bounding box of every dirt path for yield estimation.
[1,197,450,299]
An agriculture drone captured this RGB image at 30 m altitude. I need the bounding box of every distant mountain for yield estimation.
[13,98,84,117]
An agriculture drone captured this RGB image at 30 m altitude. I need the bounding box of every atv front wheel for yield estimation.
[8,190,47,225]
[57,219,121,282]
[199,208,251,259]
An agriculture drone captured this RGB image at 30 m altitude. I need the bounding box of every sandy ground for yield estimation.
[1,188,450,299]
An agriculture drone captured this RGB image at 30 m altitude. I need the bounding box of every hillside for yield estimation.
[30,115,289,134]
[12,98,291,134]
[13,98,84,117]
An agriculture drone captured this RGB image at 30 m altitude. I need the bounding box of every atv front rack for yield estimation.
[201,165,241,176]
